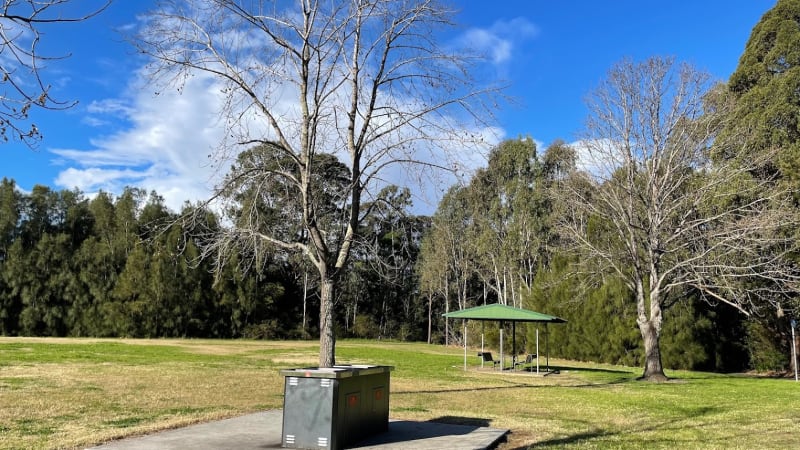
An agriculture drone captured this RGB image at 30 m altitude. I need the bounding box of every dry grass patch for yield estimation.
[3,338,800,449]
[0,339,288,449]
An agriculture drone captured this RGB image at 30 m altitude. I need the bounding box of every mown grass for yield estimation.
[1,337,799,449]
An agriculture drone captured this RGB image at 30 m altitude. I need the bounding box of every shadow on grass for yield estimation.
[519,429,614,449]
[428,416,492,427]
[511,405,731,449]
[354,416,508,448]
[394,377,636,396]
[548,365,632,375]
[394,381,545,395]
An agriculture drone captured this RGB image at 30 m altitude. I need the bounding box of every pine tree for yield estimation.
[727,0,800,183]
[0,178,21,334]
[724,0,800,372]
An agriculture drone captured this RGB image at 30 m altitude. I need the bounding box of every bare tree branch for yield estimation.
[0,0,111,146]
[558,56,800,380]
[135,0,500,366]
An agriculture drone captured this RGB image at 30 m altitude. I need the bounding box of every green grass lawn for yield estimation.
[1,337,798,449]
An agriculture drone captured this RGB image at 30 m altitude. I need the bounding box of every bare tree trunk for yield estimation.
[461,278,468,310]
[639,320,666,381]
[637,282,667,381]
[427,291,433,344]
[319,276,336,368]
[352,296,358,332]
[509,271,517,308]
[302,271,308,335]
[444,277,450,346]
[502,271,507,306]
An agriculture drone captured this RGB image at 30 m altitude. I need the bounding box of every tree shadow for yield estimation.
[549,364,632,375]
[394,382,541,395]
[352,416,508,449]
[516,405,735,449]
[428,416,492,427]
[523,429,614,448]
[394,372,640,396]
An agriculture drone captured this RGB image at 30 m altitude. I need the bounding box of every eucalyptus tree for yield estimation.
[0,0,110,146]
[559,56,800,381]
[355,186,428,339]
[417,185,475,344]
[136,0,498,366]
[417,222,449,343]
[467,138,549,307]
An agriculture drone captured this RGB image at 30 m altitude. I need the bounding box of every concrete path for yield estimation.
[86,410,508,450]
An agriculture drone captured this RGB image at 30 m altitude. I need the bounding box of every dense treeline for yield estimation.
[0,140,790,372]
[0,159,770,372]
[526,256,751,372]
[0,178,429,340]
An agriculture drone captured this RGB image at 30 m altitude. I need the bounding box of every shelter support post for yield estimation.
[481,322,485,368]
[546,323,550,371]
[463,322,467,371]
[499,321,504,370]
[512,321,517,369]
[536,327,540,374]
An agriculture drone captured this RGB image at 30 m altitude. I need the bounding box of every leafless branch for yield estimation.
[0,0,111,146]
[135,0,500,366]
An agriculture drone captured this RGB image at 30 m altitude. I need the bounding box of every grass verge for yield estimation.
[1,337,798,449]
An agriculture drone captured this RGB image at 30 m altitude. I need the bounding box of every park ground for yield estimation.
[1,337,799,449]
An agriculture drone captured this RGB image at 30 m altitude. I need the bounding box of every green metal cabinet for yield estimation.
[280,365,393,450]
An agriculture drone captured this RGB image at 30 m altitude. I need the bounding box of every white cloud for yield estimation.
[463,29,512,64]
[458,17,539,65]
[375,125,505,215]
[50,6,514,217]
[80,116,110,128]
[570,138,624,179]
[52,63,504,217]
[50,71,227,213]
[86,98,135,116]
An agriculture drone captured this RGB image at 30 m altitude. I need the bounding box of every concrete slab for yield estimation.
[86,410,508,450]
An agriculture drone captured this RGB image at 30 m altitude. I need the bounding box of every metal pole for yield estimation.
[464,322,467,372]
[500,321,504,370]
[546,323,550,371]
[536,328,540,374]
[512,321,517,370]
[791,319,797,382]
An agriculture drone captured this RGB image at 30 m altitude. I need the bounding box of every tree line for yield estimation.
[0,131,787,373]
[0,179,429,341]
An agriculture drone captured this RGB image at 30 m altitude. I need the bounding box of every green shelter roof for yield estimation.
[442,303,566,323]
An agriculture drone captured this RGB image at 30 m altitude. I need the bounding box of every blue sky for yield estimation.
[3,1,777,214]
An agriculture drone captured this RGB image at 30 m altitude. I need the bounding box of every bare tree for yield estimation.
[136,0,497,367]
[0,0,111,146]
[559,56,800,381]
